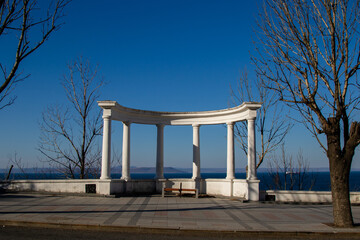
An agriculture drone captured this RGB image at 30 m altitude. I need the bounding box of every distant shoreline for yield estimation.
[2,167,360,174]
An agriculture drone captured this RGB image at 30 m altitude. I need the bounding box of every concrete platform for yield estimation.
[0,193,360,237]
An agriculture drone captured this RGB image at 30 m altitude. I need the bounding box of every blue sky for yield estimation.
[1,0,359,170]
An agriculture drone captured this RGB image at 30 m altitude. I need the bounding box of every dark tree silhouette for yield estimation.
[254,0,360,227]
[0,0,69,109]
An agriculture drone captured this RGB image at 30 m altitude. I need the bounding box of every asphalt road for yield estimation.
[1,225,360,240]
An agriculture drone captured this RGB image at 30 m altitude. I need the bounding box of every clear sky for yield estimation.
[1,0,359,170]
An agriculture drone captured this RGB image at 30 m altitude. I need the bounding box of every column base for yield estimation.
[247,179,260,201]
[156,178,167,193]
[100,176,111,180]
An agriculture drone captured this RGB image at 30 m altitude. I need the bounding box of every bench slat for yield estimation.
[164,188,196,192]
[164,188,180,191]
[162,186,199,198]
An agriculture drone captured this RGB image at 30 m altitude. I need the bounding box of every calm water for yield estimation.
[4,171,360,191]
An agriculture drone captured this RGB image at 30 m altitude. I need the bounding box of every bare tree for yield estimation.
[254,0,360,227]
[230,70,292,170]
[294,149,317,191]
[8,151,57,180]
[266,146,316,191]
[38,58,104,179]
[0,0,69,109]
[8,151,28,179]
[266,144,292,190]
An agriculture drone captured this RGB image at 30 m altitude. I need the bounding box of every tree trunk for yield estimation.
[80,160,85,179]
[327,129,354,227]
[329,156,353,227]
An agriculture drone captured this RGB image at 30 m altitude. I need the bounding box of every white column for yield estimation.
[247,118,257,180]
[226,122,235,180]
[156,124,165,179]
[192,124,201,179]
[122,121,131,180]
[100,115,111,180]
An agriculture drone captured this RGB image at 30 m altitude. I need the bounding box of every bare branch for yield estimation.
[0,0,70,109]
[230,69,292,169]
[38,57,104,179]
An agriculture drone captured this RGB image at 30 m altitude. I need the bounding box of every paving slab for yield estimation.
[1,192,360,237]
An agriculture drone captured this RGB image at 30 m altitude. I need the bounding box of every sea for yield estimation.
[3,171,360,191]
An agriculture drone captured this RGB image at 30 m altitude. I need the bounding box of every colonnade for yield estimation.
[98,101,261,182]
[100,118,257,181]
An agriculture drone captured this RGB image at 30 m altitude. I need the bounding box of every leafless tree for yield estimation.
[38,58,104,179]
[0,0,69,109]
[266,145,316,191]
[230,70,292,170]
[295,149,317,191]
[266,144,292,190]
[8,151,28,179]
[254,0,360,227]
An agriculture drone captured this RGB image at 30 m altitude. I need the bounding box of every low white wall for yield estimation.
[1,178,258,200]
[124,179,156,193]
[108,179,124,195]
[4,180,360,203]
[163,179,198,190]
[2,179,103,194]
[233,179,260,200]
[160,178,258,200]
[351,192,360,203]
[204,179,232,196]
[265,190,360,204]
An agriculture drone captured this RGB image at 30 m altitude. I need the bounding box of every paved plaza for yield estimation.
[0,193,360,238]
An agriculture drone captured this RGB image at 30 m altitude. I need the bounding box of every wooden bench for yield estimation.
[162,183,198,198]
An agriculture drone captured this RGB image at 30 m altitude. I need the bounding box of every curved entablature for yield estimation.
[98,101,261,125]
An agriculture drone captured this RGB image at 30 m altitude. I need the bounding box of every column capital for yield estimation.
[226,122,235,126]
[156,123,165,128]
[102,115,111,120]
[247,117,256,121]
[123,121,131,125]
[192,124,201,128]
